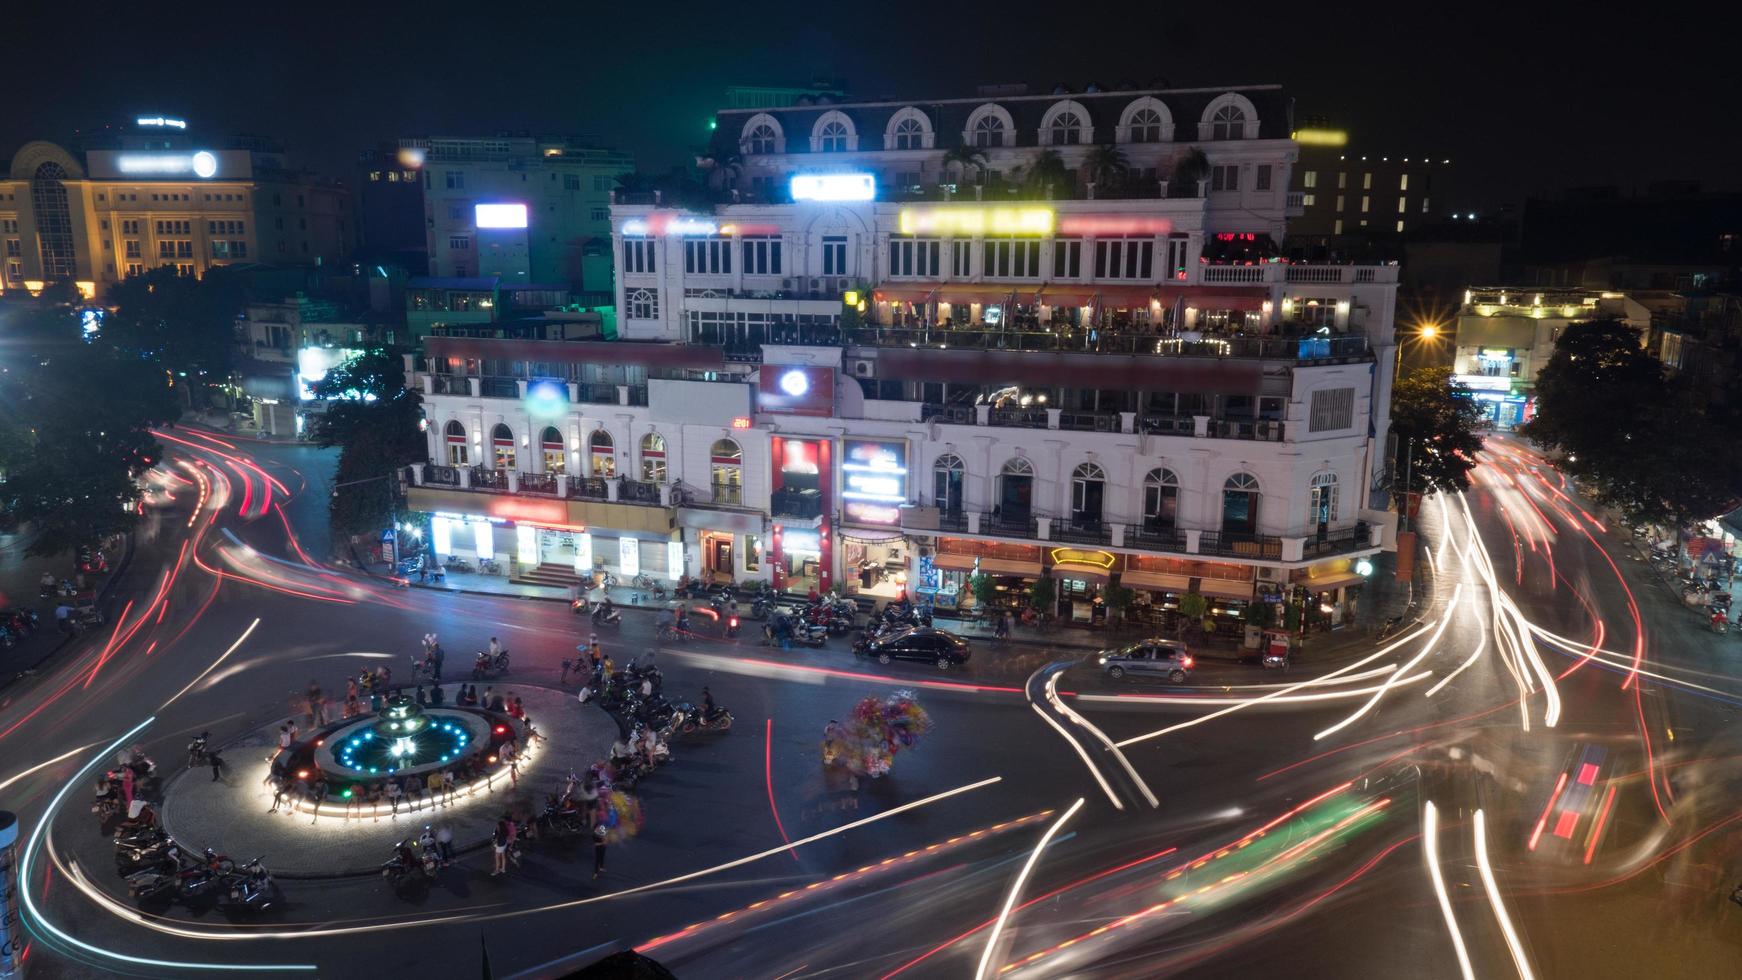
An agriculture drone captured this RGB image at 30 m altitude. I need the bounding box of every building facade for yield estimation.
[1288,142,1444,243]
[0,122,352,296]
[1450,287,1651,428]
[402,85,1399,630]
[406,136,632,296]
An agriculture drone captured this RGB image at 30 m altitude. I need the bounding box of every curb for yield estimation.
[1,531,135,693]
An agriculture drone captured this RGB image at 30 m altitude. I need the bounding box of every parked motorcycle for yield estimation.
[472,648,511,679]
[220,856,280,912]
[680,705,734,735]
[187,732,211,769]
[725,613,741,639]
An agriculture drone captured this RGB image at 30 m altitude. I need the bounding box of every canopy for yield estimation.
[1196,578,1255,601]
[1300,572,1365,592]
[1119,569,1192,593]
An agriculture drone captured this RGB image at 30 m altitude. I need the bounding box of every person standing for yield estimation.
[592,799,609,879]
[491,816,510,876]
[208,750,225,782]
[435,823,454,867]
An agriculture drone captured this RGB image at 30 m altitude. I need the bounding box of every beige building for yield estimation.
[1,129,352,297]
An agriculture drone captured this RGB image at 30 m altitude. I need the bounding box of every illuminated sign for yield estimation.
[897,207,1054,237]
[730,417,752,430]
[1057,216,1173,235]
[1453,374,1511,392]
[666,541,683,582]
[486,496,570,525]
[781,529,821,553]
[779,370,809,396]
[397,146,426,168]
[618,536,640,578]
[136,116,188,130]
[842,439,907,524]
[758,365,834,416]
[117,151,219,178]
[790,173,876,202]
[475,203,529,229]
[524,380,568,418]
[620,212,719,237]
[1048,548,1117,569]
[1291,128,1349,147]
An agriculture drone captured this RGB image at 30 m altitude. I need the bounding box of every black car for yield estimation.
[853,627,970,669]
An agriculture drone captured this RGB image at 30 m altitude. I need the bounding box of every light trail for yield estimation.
[1421,801,1475,980]
[1030,702,1122,809]
[1527,771,1569,852]
[1425,588,1488,698]
[1474,808,1535,980]
[765,718,798,860]
[974,797,1083,980]
[1077,669,1439,707]
[1044,671,1157,808]
[1314,583,1463,741]
[0,741,104,793]
[160,618,261,708]
[1113,622,1437,748]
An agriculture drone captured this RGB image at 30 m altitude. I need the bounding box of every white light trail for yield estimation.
[1077,669,1437,706]
[159,617,260,708]
[1474,809,1536,980]
[1045,672,1157,808]
[975,797,1085,980]
[1422,801,1476,980]
[1031,703,1123,810]
[0,741,104,793]
[1315,584,1464,740]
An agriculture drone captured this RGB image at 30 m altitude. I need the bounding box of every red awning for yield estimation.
[1037,288,1097,307]
[873,285,936,304]
[1095,285,1160,309]
[937,285,1031,306]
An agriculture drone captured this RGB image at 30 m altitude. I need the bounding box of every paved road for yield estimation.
[5,430,1741,977]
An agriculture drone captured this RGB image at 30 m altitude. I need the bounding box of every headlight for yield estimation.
[1098,656,1108,664]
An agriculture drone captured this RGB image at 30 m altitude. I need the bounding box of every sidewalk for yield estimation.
[0,528,131,683]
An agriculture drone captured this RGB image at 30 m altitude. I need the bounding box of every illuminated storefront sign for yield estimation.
[782,529,821,553]
[475,203,529,229]
[136,116,188,129]
[117,150,219,178]
[731,416,752,429]
[791,172,876,202]
[620,212,718,236]
[575,532,593,574]
[667,540,683,581]
[618,536,640,578]
[485,496,570,526]
[842,439,907,525]
[1291,128,1348,146]
[1453,374,1511,392]
[1048,548,1117,569]
[896,207,1054,237]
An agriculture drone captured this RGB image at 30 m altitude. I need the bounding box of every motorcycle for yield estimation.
[1261,650,1290,671]
[187,733,210,769]
[478,556,502,575]
[589,602,622,627]
[220,856,280,912]
[382,842,430,894]
[1376,615,1403,641]
[793,622,829,648]
[444,555,474,573]
[116,839,181,876]
[680,706,734,735]
[472,648,511,679]
[1713,611,1730,635]
[538,796,590,836]
[633,574,666,600]
[725,613,741,639]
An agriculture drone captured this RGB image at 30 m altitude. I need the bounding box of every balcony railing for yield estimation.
[1057,411,1120,432]
[921,403,975,425]
[429,375,471,396]
[471,466,509,490]
[1200,265,1269,284]
[619,479,662,505]
[479,377,519,399]
[846,326,1371,362]
[1053,518,1112,545]
[424,464,461,487]
[1207,419,1286,442]
[1139,414,1195,435]
[980,511,1040,540]
[520,472,557,495]
[710,482,744,507]
[988,407,1049,428]
[1198,530,1283,560]
[1300,522,1373,559]
[937,508,968,532]
[1126,523,1186,552]
[573,477,610,501]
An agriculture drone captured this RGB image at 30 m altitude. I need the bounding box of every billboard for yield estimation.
[841,438,907,525]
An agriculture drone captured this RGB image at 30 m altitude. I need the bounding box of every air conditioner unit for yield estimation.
[1256,566,1283,582]
[780,278,794,291]
[851,359,874,378]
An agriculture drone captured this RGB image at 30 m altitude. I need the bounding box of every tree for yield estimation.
[1085,143,1129,196]
[103,266,245,383]
[1020,150,1073,199]
[305,347,425,541]
[1101,583,1135,627]
[1521,318,1738,526]
[1028,576,1057,614]
[1389,366,1486,506]
[697,150,742,194]
[1171,148,1210,191]
[969,572,997,611]
[941,145,989,185]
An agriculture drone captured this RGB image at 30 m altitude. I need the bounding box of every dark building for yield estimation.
[1518,185,1742,291]
[356,142,428,273]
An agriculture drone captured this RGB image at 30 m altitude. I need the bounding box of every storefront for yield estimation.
[772,524,826,595]
[928,539,1044,614]
[842,528,907,598]
[840,437,911,599]
[1048,548,1117,625]
[1291,558,1369,628]
[409,485,680,582]
[679,506,765,585]
[1455,374,1533,430]
[1116,557,1194,631]
[768,435,833,595]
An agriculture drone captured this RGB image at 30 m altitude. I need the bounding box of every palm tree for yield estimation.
[1085,143,1128,198]
[697,150,743,196]
[941,144,989,185]
[1022,149,1073,199]
[1171,148,1210,195]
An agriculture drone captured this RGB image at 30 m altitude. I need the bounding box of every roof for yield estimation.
[407,276,498,291]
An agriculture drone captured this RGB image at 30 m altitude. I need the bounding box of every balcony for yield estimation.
[520,472,558,495]
[470,466,510,490]
[1053,518,1112,545]
[429,375,472,396]
[980,511,1041,540]
[1205,419,1285,442]
[479,377,519,399]
[424,464,461,487]
[988,407,1048,428]
[771,488,824,521]
[710,482,744,507]
[1126,523,1186,552]
[1057,411,1121,433]
[573,477,611,501]
[1299,522,1373,559]
[1285,191,1306,216]
[1198,530,1283,560]
[921,403,975,425]
[619,479,662,505]
[845,326,1371,362]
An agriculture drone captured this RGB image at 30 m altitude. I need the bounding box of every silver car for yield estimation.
[1098,639,1194,683]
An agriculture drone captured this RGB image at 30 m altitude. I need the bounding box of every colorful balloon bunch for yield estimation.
[595,789,644,844]
[824,691,933,778]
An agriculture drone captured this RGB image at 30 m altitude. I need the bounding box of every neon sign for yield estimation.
[791,173,876,202]
[1291,128,1348,147]
[475,203,528,229]
[1048,548,1117,569]
[1057,216,1174,235]
[620,212,719,237]
[731,417,752,429]
[117,151,218,178]
[135,116,188,130]
[897,207,1054,237]
[841,439,908,522]
[845,502,901,525]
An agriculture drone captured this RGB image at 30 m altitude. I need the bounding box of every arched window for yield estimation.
[995,457,1034,526]
[1128,108,1164,143]
[444,420,469,466]
[1310,472,1339,530]
[627,288,658,320]
[540,426,565,474]
[818,120,849,152]
[892,117,925,150]
[1071,463,1105,523]
[588,429,616,478]
[973,114,1006,148]
[710,438,743,504]
[1222,472,1261,534]
[1211,104,1247,141]
[1050,111,1084,146]
[491,422,516,471]
[933,454,965,514]
[640,432,668,483]
[746,124,777,155]
[1143,468,1179,531]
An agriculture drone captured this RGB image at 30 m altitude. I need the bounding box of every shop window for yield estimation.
[1143,468,1179,530]
[744,533,761,572]
[1070,463,1105,525]
[589,428,616,477]
[640,432,667,482]
[933,454,965,514]
[445,420,469,466]
[540,426,565,473]
[491,423,516,470]
[711,438,743,504]
[1222,472,1261,535]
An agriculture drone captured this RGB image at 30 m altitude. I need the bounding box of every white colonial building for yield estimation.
[404,84,1399,629]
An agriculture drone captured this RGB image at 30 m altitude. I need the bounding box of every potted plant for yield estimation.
[1102,583,1135,630]
[1029,577,1057,621]
[1179,592,1208,639]
[969,573,997,618]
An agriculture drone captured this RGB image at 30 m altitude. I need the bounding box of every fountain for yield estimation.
[313,696,495,782]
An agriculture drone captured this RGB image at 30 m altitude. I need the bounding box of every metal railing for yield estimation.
[1299,522,1373,558]
[711,483,744,507]
[846,326,1371,362]
[520,472,557,495]
[1198,530,1283,560]
[573,477,610,501]
[429,375,471,396]
[1053,518,1112,545]
[1206,419,1286,442]
[619,479,662,505]
[988,407,1049,428]
[1126,523,1187,552]
[979,511,1040,539]
[479,377,519,399]
[1057,411,1120,432]
[771,489,824,520]
[936,509,968,532]
[1139,414,1195,435]
[470,466,509,490]
[424,464,461,487]
[921,403,976,425]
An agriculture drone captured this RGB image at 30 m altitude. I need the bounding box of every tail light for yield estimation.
[1181,656,1194,668]
[728,616,740,628]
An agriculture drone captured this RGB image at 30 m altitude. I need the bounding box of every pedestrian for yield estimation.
[404,775,422,813]
[386,778,404,816]
[272,724,291,762]
[415,684,427,706]
[286,718,300,744]
[430,683,445,706]
[425,769,443,808]
[491,816,510,876]
[592,799,609,878]
[508,695,524,720]
[55,604,72,634]
[431,643,445,682]
[306,680,326,726]
[501,739,520,786]
[366,780,385,821]
[504,811,521,868]
[346,677,359,702]
[268,773,287,813]
[346,783,365,822]
[482,686,494,709]
[310,775,328,823]
[441,768,456,806]
[208,750,225,782]
[435,823,454,866]
[120,764,136,807]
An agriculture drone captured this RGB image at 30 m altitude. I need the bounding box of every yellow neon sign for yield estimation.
[897,207,1054,237]
[1292,129,1349,147]
[1048,548,1117,569]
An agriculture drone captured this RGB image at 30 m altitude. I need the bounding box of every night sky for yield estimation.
[7,1,1739,212]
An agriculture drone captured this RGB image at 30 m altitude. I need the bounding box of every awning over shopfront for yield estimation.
[873,286,937,305]
[1196,577,1255,601]
[1119,569,1192,593]
[935,552,1043,577]
[409,486,675,535]
[932,553,978,572]
[1036,287,1097,308]
[1300,572,1366,591]
[840,526,905,544]
[1094,285,1160,309]
[936,285,1033,306]
[1052,563,1111,584]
